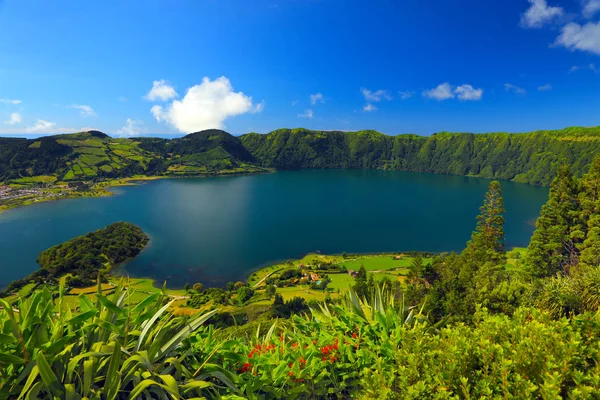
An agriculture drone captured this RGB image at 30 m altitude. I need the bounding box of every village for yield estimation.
[0,182,87,211]
[0,185,60,202]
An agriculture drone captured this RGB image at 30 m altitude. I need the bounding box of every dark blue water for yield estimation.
[0,170,548,287]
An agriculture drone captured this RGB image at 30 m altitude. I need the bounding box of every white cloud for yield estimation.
[505,83,527,95]
[80,126,100,132]
[423,83,484,101]
[556,21,600,55]
[454,84,484,101]
[298,109,314,119]
[150,76,262,133]
[27,119,57,133]
[361,88,392,102]
[116,118,143,137]
[569,63,599,73]
[291,99,300,106]
[118,96,128,102]
[0,98,22,105]
[538,83,552,91]
[583,0,600,18]
[145,79,178,101]
[520,0,564,28]
[4,112,21,125]
[69,104,96,117]
[423,83,455,100]
[363,104,377,112]
[398,90,415,100]
[309,93,324,105]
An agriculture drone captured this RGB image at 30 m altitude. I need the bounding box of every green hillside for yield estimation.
[2,126,600,186]
[241,126,600,185]
[0,130,265,182]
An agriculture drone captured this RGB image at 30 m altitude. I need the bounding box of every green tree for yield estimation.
[407,256,424,283]
[462,180,506,266]
[236,286,254,304]
[353,265,369,298]
[579,157,600,267]
[183,283,190,292]
[265,284,276,299]
[192,282,204,292]
[527,165,583,277]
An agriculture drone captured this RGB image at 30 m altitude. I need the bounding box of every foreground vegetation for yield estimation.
[3,278,600,398]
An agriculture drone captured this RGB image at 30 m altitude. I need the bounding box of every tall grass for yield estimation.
[0,280,237,399]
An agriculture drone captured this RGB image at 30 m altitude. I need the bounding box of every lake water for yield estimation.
[0,170,549,288]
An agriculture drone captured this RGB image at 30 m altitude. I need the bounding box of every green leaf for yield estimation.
[156,309,218,360]
[136,299,174,352]
[128,379,179,399]
[17,365,39,400]
[0,352,25,364]
[83,359,95,398]
[96,295,125,315]
[67,309,98,326]
[104,343,122,400]
[24,381,43,400]
[36,352,64,397]
[0,332,16,344]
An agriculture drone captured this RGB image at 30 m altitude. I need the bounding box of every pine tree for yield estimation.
[463,180,506,266]
[407,255,424,283]
[579,157,600,267]
[352,265,369,298]
[526,164,582,277]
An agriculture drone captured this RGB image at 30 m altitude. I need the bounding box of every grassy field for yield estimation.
[250,253,434,294]
[3,248,530,316]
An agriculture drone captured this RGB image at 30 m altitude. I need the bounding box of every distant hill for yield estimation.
[0,129,264,182]
[241,126,600,185]
[2,126,600,185]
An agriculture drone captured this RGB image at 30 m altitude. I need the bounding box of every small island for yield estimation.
[0,222,149,297]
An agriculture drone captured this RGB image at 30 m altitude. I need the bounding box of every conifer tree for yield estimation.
[352,265,369,298]
[463,180,506,266]
[527,164,582,277]
[579,157,600,267]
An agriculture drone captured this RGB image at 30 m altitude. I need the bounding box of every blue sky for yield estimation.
[0,0,599,137]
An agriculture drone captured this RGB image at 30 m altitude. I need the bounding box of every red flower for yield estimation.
[239,363,252,373]
[352,333,358,339]
[299,357,306,365]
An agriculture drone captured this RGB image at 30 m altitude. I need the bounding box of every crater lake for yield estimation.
[0,170,549,288]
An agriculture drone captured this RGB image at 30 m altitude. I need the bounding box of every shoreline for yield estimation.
[0,169,273,215]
